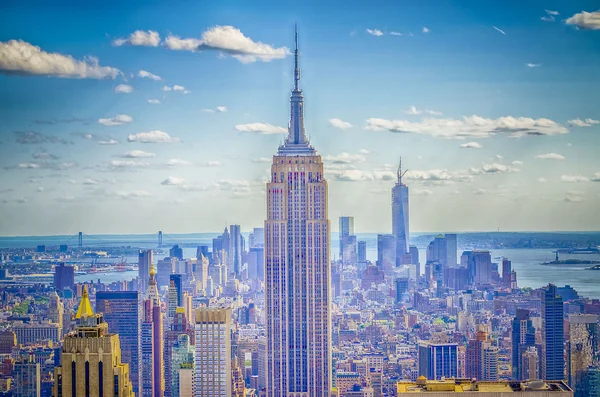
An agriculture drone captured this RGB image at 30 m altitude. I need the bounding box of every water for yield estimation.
[3,233,600,299]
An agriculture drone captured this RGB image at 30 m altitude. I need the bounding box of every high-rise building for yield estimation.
[461,250,493,286]
[15,353,40,397]
[512,309,538,380]
[482,345,499,381]
[542,284,565,381]
[444,234,457,268]
[358,241,367,263]
[339,217,357,265]
[170,245,183,260]
[229,224,243,277]
[194,307,232,397]
[265,28,331,396]
[249,227,265,248]
[95,291,141,394]
[568,314,599,395]
[53,262,74,294]
[502,258,512,288]
[194,253,209,291]
[171,334,194,397]
[392,158,409,266]
[418,343,458,380]
[138,249,153,293]
[377,234,396,273]
[165,308,195,397]
[140,265,164,397]
[521,346,540,380]
[248,247,264,280]
[47,291,64,331]
[53,286,134,397]
[170,274,183,307]
[409,245,420,282]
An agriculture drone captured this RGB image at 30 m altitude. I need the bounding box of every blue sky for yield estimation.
[1,0,599,235]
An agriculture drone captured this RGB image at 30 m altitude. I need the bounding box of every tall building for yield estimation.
[568,314,600,395]
[502,258,512,288]
[140,265,164,397]
[53,262,74,293]
[521,346,540,380]
[461,250,493,286]
[418,343,458,380]
[444,234,457,268]
[542,284,565,381]
[248,247,265,280]
[228,224,243,277]
[194,253,209,291]
[392,158,409,266]
[265,28,331,396]
[249,227,265,248]
[47,292,64,331]
[339,216,357,265]
[95,291,141,394]
[53,286,134,397]
[171,334,194,397]
[138,249,153,293]
[170,274,183,306]
[170,244,183,260]
[194,307,232,397]
[377,234,396,273]
[15,353,40,397]
[512,309,537,380]
[165,308,195,397]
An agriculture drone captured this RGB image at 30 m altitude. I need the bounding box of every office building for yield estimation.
[170,274,183,307]
[409,245,420,282]
[542,284,565,381]
[0,330,16,354]
[170,244,183,260]
[248,247,265,280]
[12,322,61,345]
[265,29,331,396]
[53,286,134,397]
[194,307,232,397]
[521,346,540,380]
[512,309,538,380]
[53,262,74,293]
[249,227,265,248]
[138,249,153,293]
[165,308,195,397]
[418,343,458,380]
[157,257,175,289]
[377,234,396,273]
[15,353,40,397]
[95,290,141,394]
[229,224,243,277]
[47,292,64,330]
[396,378,573,395]
[568,314,599,394]
[140,265,164,397]
[444,233,457,268]
[194,253,209,291]
[171,334,194,397]
[392,158,409,265]
[502,258,512,288]
[339,216,357,266]
[358,241,367,263]
[461,250,493,286]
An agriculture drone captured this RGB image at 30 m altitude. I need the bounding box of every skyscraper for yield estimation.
[339,216,357,266]
[53,286,134,397]
[512,309,537,380]
[568,314,599,395]
[194,307,232,397]
[392,158,409,266]
[95,291,141,394]
[165,308,195,397]
[265,28,331,396]
[229,224,243,277]
[418,343,458,380]
[140,265,164,397]
[15,353,40,397]
[542,284,565,381]
[53,262,74,294]
[377,234,396,273]
[138,249,153,293]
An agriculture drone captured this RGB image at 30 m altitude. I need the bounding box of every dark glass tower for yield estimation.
[542,284,565,381]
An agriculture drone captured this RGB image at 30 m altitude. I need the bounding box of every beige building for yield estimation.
[194,307,231,397]
[52,286,134,397]
[396,377,573,396]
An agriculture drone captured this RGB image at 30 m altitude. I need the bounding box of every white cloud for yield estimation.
[122,150,155,158]
[112,190,152,199]
[535,153,565,160]
[165,26,290,63]
[537,177,547,183]
[358,149,371,155]
[235,123,286,135]
[98,139,119,145]
[114,84,134,94]
[204,161,222,167]
[324,153,367,164]
[98,114,133,126]
[113,30,161,47]
[163,85,190,94]
[526,63,541,68]
[405,169,452,181]
[366,115,568,139]
[252,157,271,163]
[460,142,482,149]
[17,162,41,169]
[541,10,558,22]
[471,163,519,174]
[561,175,590,183]
[566,11,600,30]
[493,26,506,35]
[202,106,228,113]
[495,154,504,159]
[390,32,403,36]
[546,9,559,16]
[127,130,179,143]
[366,29,384,36]
[148,99,161,104]
[425,109,443,116]
[161,176,186,186]
[330,169,393,182]
[473,188,487,195]
[567,118,600,127]
[422,27,430,33]
[564,195,584,203]
[109,160,151,168]
[328,118,353,130]
[138,69,161,80]
[403,106,421,115]
[0,40,119,79]
[414,188,433,196]
[512,160,524,165]
[167,159,193,166]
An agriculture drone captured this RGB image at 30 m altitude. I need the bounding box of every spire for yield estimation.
[149,263,156,278]
[76,285,94,319]
[397,157,402,184]
[294,23,300,91]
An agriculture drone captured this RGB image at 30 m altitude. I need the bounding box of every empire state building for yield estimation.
[265,28,331,397]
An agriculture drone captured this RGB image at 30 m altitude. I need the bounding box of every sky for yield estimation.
[1,0,600,236]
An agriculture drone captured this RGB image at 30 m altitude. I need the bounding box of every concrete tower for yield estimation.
[265,27,332,396]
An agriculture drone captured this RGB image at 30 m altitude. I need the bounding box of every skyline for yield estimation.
[1,1,600,235]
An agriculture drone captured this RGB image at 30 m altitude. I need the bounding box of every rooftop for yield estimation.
[397,379,573,394]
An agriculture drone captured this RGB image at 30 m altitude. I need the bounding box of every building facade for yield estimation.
[265,28,332,397]
[542,284,565,381]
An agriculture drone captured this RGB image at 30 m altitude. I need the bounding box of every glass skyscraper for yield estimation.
[265,28,331,396]
[392,159,409,266]
[418,343,458,380]
[542,284,565,381]
[95,291,141,394]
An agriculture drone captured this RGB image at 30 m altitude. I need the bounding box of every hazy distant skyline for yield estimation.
[1,1,600,235]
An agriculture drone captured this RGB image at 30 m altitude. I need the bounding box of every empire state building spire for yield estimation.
[279,26,314,155]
